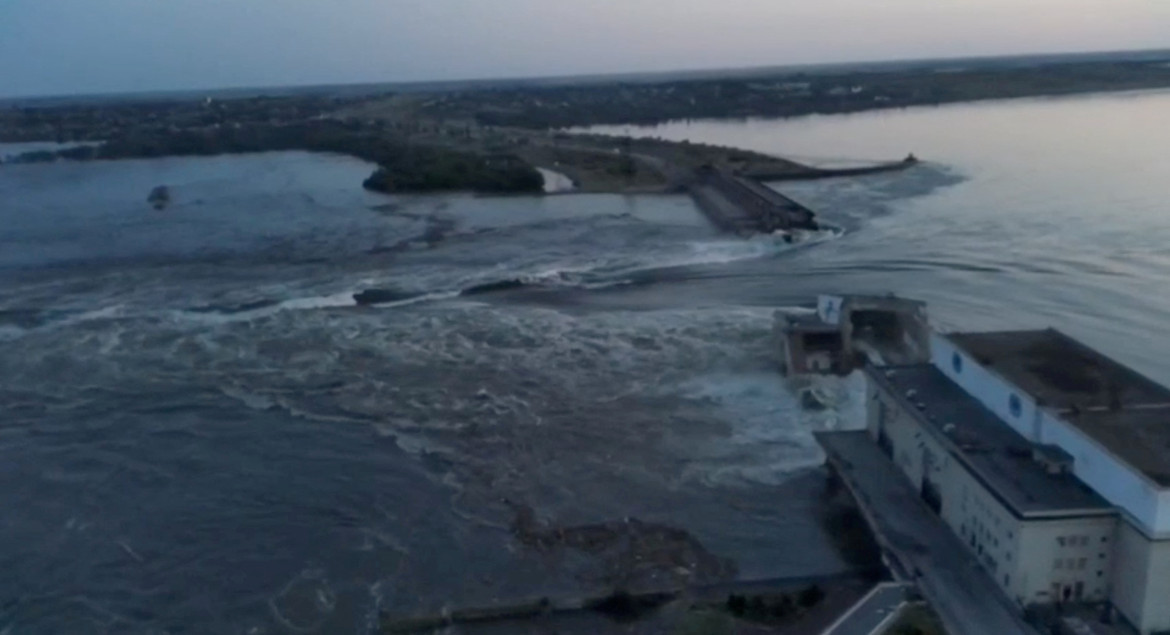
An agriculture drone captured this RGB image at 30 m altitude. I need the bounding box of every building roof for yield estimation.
[947,329,1170,488]
[947,329,1170,411]
[1063,408,1170,487]
[869,364,1114,518]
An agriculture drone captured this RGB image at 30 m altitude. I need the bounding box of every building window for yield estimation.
[1078,558,1087,570]
[1009,394,1023,418]
[1004,574,1011,587]
[952,352,963,374]
[1055,559,1063,570]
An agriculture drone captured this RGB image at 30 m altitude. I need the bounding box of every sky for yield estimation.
[2,0,1169,98]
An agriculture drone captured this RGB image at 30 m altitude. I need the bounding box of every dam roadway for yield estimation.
[819,431,1041,635]
[687,168,820,235]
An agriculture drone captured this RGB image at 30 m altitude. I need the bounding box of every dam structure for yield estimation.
[687,166,820,235]
[812,304,1170,635]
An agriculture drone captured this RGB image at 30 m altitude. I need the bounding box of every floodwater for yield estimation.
[583,89,1170,380]
[0,151,858,634]
[2,89,1170,632]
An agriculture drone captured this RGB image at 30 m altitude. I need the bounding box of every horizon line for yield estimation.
[4,45,1170,104]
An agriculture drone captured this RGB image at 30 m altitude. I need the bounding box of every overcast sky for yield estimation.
[2,0,1169,98]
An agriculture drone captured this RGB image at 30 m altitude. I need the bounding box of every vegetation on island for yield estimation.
[723,585,826,624]
[361,151,542,194]
[671,585,831,635]
[7,120,544,194]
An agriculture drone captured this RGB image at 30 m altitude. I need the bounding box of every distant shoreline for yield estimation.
[5,53,1169,197]
[3,47,1169,107]
[402,58,1170,129]
[571,85,1170,133]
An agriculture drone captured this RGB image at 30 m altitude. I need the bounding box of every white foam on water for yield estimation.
[354,217,843,301]
[657,228,843,270]
[360,580,390,635]
[268,569,336,633]
[50,304,129,329]
[367,291,460,309]
[275,292,356,312]
[219,384,278,411]
[672,369,867,488]
[437,222,844,296]
[174,292,357,325]
[536,167,575,193]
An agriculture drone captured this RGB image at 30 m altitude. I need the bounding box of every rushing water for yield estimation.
[3,90,1170,633]
[584,89,1170,381]
[0,151,858,634]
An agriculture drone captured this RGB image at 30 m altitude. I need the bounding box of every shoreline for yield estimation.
[402,56,1170,130]
[13,77,1170,200]
[8,57,1170,197]
[574,84,1170,133]
[5,53,1169,198]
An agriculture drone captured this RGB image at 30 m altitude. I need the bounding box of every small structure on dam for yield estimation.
[776,294,931,376]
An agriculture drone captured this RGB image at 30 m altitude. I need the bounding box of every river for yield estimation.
[2,89,1169,633]
[584,89,1170,380]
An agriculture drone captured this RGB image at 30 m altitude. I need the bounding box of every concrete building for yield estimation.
[864,328,1170,634]
[777,294,930,375]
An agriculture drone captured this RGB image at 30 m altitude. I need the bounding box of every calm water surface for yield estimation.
[2,90,1169,632]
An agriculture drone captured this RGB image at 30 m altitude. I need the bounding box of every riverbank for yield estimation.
[5,50,1170,196]
[391,55,1170,129]
[3,121,546,195]
[380,575,878,634]
[0,111,912,198]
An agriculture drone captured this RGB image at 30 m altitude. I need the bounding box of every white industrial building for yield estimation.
[865,328,1170,634]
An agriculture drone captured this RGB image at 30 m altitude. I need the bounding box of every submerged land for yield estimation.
[3,50,1170,197]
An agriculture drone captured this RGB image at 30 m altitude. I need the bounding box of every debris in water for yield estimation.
[147,185,171,210]
[504,500,737,588]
